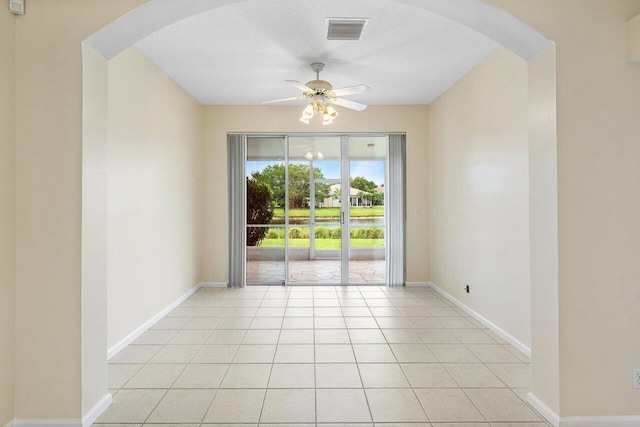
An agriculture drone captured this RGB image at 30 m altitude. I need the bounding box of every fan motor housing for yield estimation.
[305,80,333,91]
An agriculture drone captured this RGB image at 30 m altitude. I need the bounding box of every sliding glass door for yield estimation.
[288,136,344,284]
[347,136,387,284]
[243,134,389,286]
[245,137,286,285]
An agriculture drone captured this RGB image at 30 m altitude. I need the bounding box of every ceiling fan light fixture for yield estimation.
[326,104,338,119]
[322,103,338,125]
[302,104,314,118]
[263,62,369,124]
[300,97,339,125]
[304,151,314,160]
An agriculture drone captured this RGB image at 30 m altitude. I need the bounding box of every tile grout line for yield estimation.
[182,291,218,426]
[350,287,377,424]
[410,290,490,424]
[384,287,434,424]
[419,290,539,422]
[113,288,221,425]
[383,287,490,423]
[198,291,249,425]
[413,287,537,424]
[257,288,284,425]
[138,293,216,425]
[313,288,318,426]
[196,289,242,425]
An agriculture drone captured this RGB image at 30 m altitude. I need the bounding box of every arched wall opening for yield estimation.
[81,0,558,424]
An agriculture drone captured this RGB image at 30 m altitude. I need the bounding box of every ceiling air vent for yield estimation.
[326,18,369,41]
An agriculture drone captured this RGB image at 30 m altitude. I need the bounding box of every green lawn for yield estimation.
[273,206,384,218]
[260,238,384,249]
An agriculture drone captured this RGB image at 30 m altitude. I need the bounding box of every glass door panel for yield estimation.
[288,136,342,284]
[347,136,387,284]
[245,137,286,284]
[287,157,312,283]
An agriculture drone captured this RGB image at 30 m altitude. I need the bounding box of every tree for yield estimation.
[287,163,311,208]
[332,187,342,201]
[246,177,274,246]
[252,164,286,207]
[350,176,384,205]
[350,176,378,193]
[356,191,371,206]
[371,190,384,205]
[252,163,329,209]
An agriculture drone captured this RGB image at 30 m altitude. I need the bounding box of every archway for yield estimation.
[81,1,558,424]
[84,0,551,60]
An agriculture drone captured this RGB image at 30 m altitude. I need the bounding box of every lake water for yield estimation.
[271,217,385,227]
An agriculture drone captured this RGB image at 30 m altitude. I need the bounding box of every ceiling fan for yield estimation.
[261,62,371,125]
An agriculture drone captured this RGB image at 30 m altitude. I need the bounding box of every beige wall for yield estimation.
[490,0,640,417]
[428,47,532,347]
[626,13,640,62]
[201,105,430,284]
[14,1,82,418]
[107,46,203,348]
[0,9,16,427]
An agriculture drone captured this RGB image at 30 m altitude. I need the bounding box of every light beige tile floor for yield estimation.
[96,285,551,427]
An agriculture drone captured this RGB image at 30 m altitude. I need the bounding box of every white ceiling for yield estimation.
[134,0,499,106]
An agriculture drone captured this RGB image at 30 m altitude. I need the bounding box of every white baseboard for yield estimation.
[5,419,81,427]
[427,281,532,357]
[107,283,201,359]
[199,281,228,287]
[527,392,560,427]
[405,281,430,287]
[3,409,116,427]
[82,393,112,427]
[561,416,640,426]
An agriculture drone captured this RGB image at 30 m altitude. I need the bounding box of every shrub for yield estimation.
[315,226,331,238]
[266,228,284,239]
[289,227,302,239]
[289,227,310,239]
[263,226,384,240]
[329,227,341,239]
[350,227,384,239]
[246,178,274,246]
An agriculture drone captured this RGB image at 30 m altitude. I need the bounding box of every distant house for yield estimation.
[319,184,374,208]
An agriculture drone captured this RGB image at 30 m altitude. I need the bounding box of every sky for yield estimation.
[247,160,385,187]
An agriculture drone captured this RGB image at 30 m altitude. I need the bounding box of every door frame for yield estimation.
[244,132,390,286]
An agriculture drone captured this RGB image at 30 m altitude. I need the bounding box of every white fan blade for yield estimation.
[260,96,305,104]
[286,80,314,92]
[331,84,371,97]
[331,97,368,111]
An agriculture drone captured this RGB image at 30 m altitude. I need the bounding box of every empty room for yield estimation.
[1,1,639,427]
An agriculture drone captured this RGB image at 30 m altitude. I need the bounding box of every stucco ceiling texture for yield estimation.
[135,0,498,106]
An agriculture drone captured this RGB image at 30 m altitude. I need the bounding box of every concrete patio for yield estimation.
[247,260,386,285]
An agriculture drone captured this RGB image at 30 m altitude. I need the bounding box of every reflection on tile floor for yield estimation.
[247,260,386,284]
[97,285,551,427]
